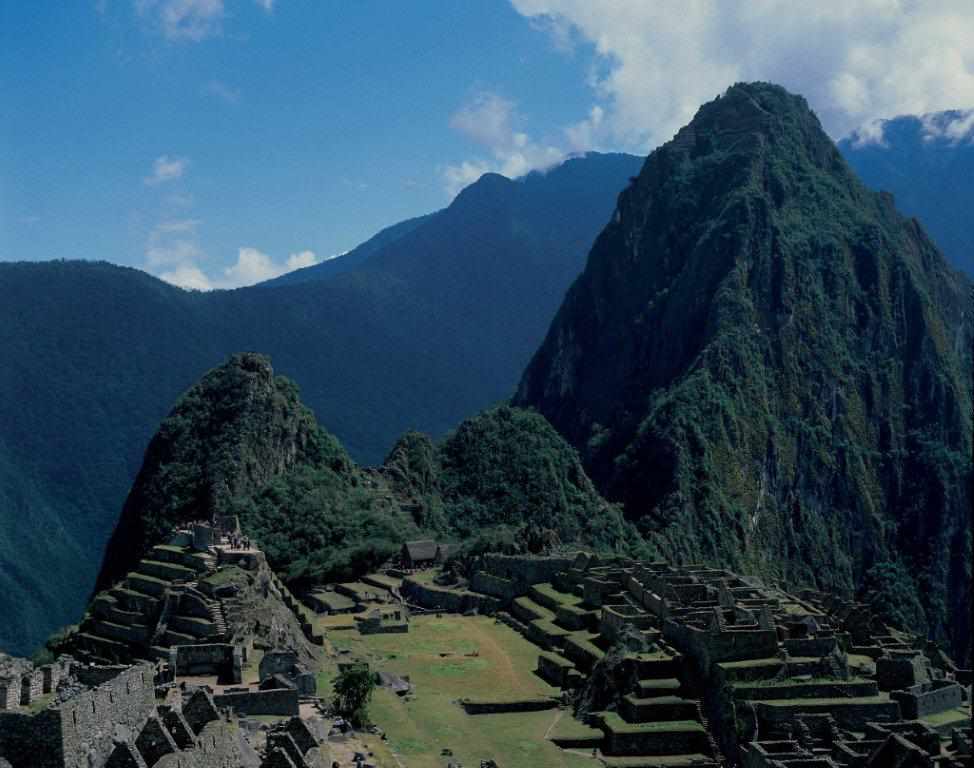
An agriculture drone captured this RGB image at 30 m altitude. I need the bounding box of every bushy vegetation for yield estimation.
[862,561,929,639]
[435,407,635,551]
[332,665,376,727]
[230,466,413,590]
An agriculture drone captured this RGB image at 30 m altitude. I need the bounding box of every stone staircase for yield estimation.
[206,599,228,638]
[695,701,722,760]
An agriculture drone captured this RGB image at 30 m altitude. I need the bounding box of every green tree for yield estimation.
[332,666,376,728]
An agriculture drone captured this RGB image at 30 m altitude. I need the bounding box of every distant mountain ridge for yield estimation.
[0,151,643,655]
[839,110,974,277]
[516,83,973,660]
[259,212,435,287]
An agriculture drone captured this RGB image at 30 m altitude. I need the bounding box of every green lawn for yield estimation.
[533,583,583,607]
[921,705,971,729]
[320,614,595,768]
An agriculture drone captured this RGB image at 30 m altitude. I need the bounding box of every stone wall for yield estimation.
[664,621,778,668]
[783,637,838,657]
[626,577,668,618]
[600,606,655,642]
[174,644,241,684]
[892,681,964,719]
[876,656,929,691]
[732,680,879,701]
[0,663,156,768]
[537,652,574,688]
[469,571,519,602]
[754,699,900,733]
[212,687,299,717]
[400,580,500,615]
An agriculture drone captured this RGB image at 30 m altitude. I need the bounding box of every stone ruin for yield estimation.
[0,658,328,767]
[401,551,972,767]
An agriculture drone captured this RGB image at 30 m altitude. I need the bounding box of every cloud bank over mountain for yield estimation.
[512,1,974,151]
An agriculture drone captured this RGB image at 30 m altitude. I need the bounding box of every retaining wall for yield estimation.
[401,579,500,614]
[460,696,559,714]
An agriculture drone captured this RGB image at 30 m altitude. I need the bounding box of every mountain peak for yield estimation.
[95,353,348,590]
[516,83,972,659]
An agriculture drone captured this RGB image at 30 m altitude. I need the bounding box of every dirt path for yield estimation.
[468,620,520,692]
[543,709,564,739]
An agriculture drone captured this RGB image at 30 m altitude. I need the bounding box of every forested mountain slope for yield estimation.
[516,83,973,660]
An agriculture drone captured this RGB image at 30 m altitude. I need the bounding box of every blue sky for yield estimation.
[2,1,972,288]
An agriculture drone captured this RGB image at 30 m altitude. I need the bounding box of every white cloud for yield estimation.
[158,263,213,290]
[511,1,974,150]
[144,202,316,290]
[254,0,274,11]
[136,0,224,42]
[144,155,188,186]
[443,91,564,196]
[285,249,317,270]
[218,247,319,287]
[921,109,974,143]
[149,237,319,290]
[848,118,889,148]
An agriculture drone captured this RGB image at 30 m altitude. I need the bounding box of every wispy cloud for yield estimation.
[204,79,241,105]
[134,0,276,41]
[144,155,189,186]
[136,0,224,42]
[145,219,204,268]
[443,91,563,196]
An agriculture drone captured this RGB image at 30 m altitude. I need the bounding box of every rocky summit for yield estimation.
[515,83,973,661]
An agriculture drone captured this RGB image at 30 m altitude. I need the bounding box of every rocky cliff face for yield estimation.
[516,83,972,660]
[96,352,350,590]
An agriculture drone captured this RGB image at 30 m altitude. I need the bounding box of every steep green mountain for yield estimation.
[95,352,352,589]
[839,111,974,278]
[96,354,632,595]
[0,152,642,655]
[515,83,973,660]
